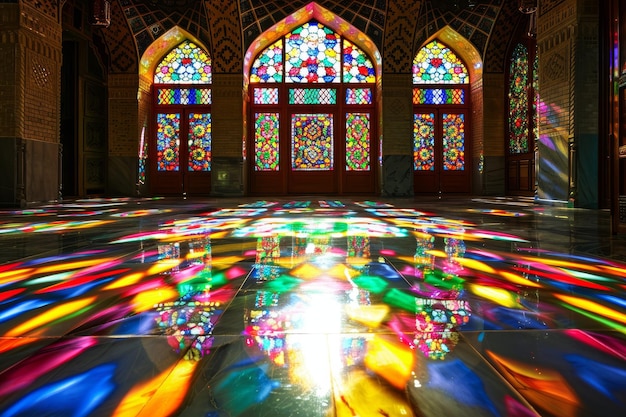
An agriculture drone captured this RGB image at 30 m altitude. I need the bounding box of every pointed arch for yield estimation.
[412,28,482,195]
[244,2,382,196]
[139,27,209,83]
[243,2,382,88]
[141,27,214,196]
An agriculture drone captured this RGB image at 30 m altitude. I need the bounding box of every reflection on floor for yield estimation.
[0,196,625,417]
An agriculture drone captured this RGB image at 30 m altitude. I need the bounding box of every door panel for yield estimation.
[414,109,469,194]
[151,109,211,196]
[248,86,377,196]
[288,113,337,194]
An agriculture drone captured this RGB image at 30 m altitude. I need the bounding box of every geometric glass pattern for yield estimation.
[412,40,469,84]
[253,88,279,105]
[346,88,372,104]
[187,112,212,171]
[442,113,465,171]
[285,21,341,83]
[255,113,280,171]
[289,88,337,104]
[154,41,212,84]
[413,113,435,171]
[156,113,180,171]
[533,51,539,149]
[157,88,212,105]
[345,113,370,171]
[343,39,375,83]
[413,88,465,105]
[250,39,284,83]
[291,114,334,170]
[508,43,529,154]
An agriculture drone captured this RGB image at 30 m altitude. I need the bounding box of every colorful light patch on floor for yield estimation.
[0,197,624,417]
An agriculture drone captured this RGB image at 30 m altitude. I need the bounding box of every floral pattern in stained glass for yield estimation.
[251,40,284,83]
[343,39,375,83]
[154,41,212,84]
[187,113,212,172]
[285,21,340,83]
[291,114,333,170]
[412,40,468,84]
[157,113,180,171]
[345,113,370,171]
[508,43,529,154]
[442,113,465,171]
[413,113,435,171]
[255,113,280,171]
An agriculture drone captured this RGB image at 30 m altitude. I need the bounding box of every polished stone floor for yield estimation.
[0,196,625,417]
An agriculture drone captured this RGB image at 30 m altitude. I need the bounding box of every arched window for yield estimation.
[150,40,213,195]
[248,21,377,195]
[412,40,471,194]
[506,42,537,194]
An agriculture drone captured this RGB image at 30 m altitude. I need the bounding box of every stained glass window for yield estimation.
[508,43,529,154]
[154,41,212,84]
[442,113,465,170]
[156,113,181,171]
[253,88,279,104]
[412,39,468,178]
[412,40,469,84]
[250,21,376,180]
[250,40,284,83]
[157,88,211,105]
[289,88,337,104]
[346,88,372,104]
[187,113,211,171]
[343,40,375,83]
[255,113,280,171]
[291,114,333,170]
[413,113,435,171]
[346,113,370,171]
[533,52,539,147]
[413,88,465,105]
[285,21,341,83]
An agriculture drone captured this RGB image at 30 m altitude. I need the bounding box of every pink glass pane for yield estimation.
[255,113,280,171]
[253,88,279,104]
[413,113,435,171]
[285,21,340,83]
[156,113,180,171]
[412,40,468,84]
[345,88,372,104]
[343,39,375,83]
[291,114,334,170]
[442,113,465,170]
[187,112,212,171]
[345,113,370,171]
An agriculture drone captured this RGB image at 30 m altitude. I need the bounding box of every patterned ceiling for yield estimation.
[59,0,524,74]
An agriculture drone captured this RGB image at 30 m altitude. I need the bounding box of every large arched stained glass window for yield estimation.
[150,40,213,196]
[249,20,377,195]
[153,41,212,173]
[412,40,469,192]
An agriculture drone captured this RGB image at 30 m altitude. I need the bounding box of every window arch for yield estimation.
[506,41,538,194]
[248,20,377,195]
[150,40,213,195]
[412,40,471,194]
